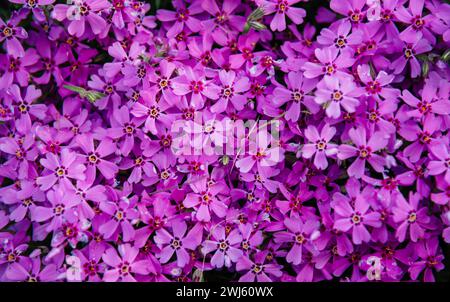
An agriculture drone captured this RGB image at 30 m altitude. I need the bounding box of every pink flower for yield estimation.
[259,0,306,32]
[338,127,388,178]
[332,179,381,244]
[102,243,154,281]
[36,148,86,191]
[301,124,338,170]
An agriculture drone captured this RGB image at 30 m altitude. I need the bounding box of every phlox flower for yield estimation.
[273,215,320,265]
[102,243,154,282]
[303,47,354,79]
[201,225,243,268]
[338,127,388,178]
[314,76,361,119]
[392,192,432,242]
[154,220,202,267]
[52,0,110,37]
[36,148,86,191]
[31,186,81,232]
[301,124,338,170]
[332,179,381,244]
[236,251,283,282]
[258,0,306,32]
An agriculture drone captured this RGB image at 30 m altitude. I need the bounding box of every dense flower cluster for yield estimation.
[0,0,449,282]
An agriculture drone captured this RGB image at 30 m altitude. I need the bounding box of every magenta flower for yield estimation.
[31,186,81,232]
[171,67,220,108]
[395,0,444,44]
[5,256,59,282]
[52,0,110,37]
[0,0,449,283]
[332,180,381,244]
[274,216,320,265]
[356,64,400,101]
[130,90,173,135]
[183,177,228,222]
[0,16,28,57]
[314,76,361,119]
[156,0,203,38]
[317,21,362,52]
[303,47,354,79]
[409,238,444,282]
[271,71,319,122]
[210,70,250,113]
[0,49,39,89]
[154,220,202,267]
[391,38,432,78]
[401,85,450,119]
[236,251,283,282]
[338,127,388,178]
[393,192,431,242]
[102,243,154,281]
[201,226,243,268]
[36,148,86,191]
[258,0,306,32]
[330,0,366,25]
[0,134,38,179]
[427,141,450,184]
[301,124,338,170]
[76,134,119,182]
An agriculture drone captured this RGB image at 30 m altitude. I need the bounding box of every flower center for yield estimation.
[79,4,90,16]
[366,81,381,94]
[191,81,204,93]
[15,149,23,159]
[316,140,326,151]
[115,210,124,221]
[135,157,143,166]
[124,124,135,135]
[335,36,346,48]
[56,167,66,177]
[261,56,274,67]
[412,17,425,29]
[252,264,263,274]
[119,263,130,275]
[159,78,169,89]
[222,86,234,98]
[292,90,303,102]
[7,253,16,262]
[2,27,12,37]
[215,12,227,23]
[359,146,371,158]
[295,233,306,244]
[160,170,170,180]
[9,58,20,71]
[418,101,431,114]
[277,1,288,13]
[137,66,146,78]
[176,9,190,22]
[171,238,182,249]
[404,48,413,59]
[54,204,65,215]
[332,90,343,101]
[350,11,362,23]
[88,153,98,164]
[104,85,114,94]
[219,240,229,251]
[351,213,362,224]
[408,211,417,223]
[325,64,335,75]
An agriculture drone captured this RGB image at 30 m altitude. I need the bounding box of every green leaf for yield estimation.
[63,85,105,103]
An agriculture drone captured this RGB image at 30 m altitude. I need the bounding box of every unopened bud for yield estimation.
[441,49,450,62]
[421,61,429,78]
